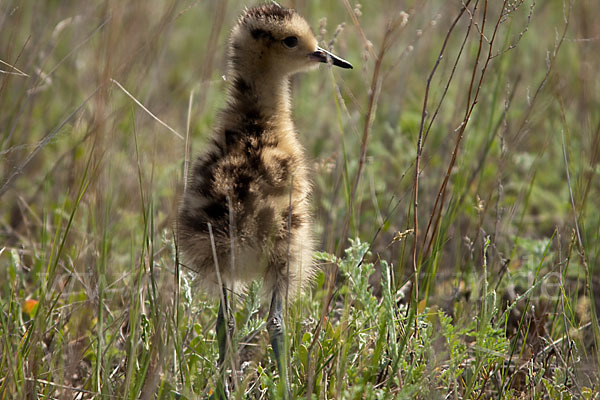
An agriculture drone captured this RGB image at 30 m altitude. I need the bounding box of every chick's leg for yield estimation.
[215,285,234,399]
[267,289,290,399]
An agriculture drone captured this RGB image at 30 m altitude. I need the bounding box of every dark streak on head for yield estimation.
[250,28,276,43]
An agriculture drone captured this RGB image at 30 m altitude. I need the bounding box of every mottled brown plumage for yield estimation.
[178,3,350,299]
[176,4,351,396]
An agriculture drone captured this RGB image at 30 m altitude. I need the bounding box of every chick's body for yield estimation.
[178,5,319,298]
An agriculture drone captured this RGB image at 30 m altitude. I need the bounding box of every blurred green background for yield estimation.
[1,0,599,398]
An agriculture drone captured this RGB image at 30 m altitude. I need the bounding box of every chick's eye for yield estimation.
[282,36,298,48]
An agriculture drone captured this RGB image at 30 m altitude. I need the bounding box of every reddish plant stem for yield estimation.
[422,0,511,262]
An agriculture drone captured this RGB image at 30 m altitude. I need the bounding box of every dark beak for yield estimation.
[310,46,353,69]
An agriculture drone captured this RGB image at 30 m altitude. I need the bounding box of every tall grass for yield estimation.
[1,0,599,398]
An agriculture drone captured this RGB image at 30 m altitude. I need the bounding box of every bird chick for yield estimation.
[177,3,351,397]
